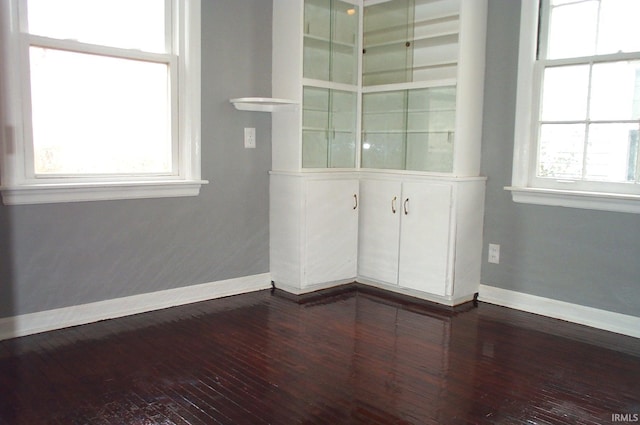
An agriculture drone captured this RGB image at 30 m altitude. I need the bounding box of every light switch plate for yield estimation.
[244,127,256,149]
[488,243,500,264]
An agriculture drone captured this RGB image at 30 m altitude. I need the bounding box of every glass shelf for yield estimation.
[304,34,357,52]
[364,31,458,51]
[363,60,458,76]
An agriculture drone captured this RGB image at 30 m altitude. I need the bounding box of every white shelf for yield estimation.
[230,97,298,112]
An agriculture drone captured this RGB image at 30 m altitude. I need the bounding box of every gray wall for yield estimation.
[0,0,273,318]
[480,0,640,317]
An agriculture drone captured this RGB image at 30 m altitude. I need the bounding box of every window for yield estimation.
[0,0,206,205]
[509,0,640,213]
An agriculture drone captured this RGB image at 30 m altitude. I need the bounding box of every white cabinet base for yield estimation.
[356,277,477,307]
[357,174,485,306]
[271,172,485,307]
[270,172,359,293]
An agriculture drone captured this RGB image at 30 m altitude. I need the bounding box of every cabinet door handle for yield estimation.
[391,196,397,214]
[353,194,358,210]
[403,198,409,215]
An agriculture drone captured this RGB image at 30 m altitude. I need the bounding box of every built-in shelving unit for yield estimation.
[270,0,488,306]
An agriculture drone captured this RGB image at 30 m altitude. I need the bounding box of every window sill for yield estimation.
[0,179,209,205]
[506,186,640,214]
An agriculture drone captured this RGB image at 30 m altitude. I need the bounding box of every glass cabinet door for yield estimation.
[330,1,359,85]
[362,0,413,86]
[329,89,357,167]
[303,87,357,168]
[406,86,456,172]
[304,0,359,85]
[361,90,408,169]
[304,0,331,82]
[361,86,456,172]
[363,0,460,86]
[302,86,330,168]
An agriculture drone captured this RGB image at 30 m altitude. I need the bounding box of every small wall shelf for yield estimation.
[230,97,298,112]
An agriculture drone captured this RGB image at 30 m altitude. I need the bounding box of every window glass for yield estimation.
[596,0,640,55]
[589,61,640,121]
[538,124,585,179]
[29,48,171,175]
[547,0,640,60]
[546,1,598,59]
[27,0,166,52]
[540,65,589,121]
[586,123,639,182]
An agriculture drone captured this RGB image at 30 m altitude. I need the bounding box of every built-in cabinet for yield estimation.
[270,174,359,293]
[358,175,485,304]
[270,0,361,295]
[268,0,487,305]
[358,178,452,295]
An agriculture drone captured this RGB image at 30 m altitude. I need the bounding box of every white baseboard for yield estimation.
[0,273,272,341]
[479,284,640,339]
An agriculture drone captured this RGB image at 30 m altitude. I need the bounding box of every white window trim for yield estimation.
[0,0,207,205]
[507,0,640,214]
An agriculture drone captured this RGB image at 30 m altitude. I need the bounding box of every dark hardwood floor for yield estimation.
[0,286,639,425]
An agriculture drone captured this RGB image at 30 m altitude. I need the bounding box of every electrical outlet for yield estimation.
[488,243,500,264]
[244,127,256,148]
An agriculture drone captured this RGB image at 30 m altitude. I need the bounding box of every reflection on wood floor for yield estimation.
[1,286,639,424]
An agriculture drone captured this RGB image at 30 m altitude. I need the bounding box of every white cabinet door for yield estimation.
[357,179,401,285]
[304,179,359,285]
[398,182,452,296]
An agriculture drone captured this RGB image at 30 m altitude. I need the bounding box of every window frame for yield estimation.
[507,0,640,214]
[0,0,206,205]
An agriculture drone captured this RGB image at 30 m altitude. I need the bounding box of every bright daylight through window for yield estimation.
[509,0,640,213]
[0,0,205,204]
